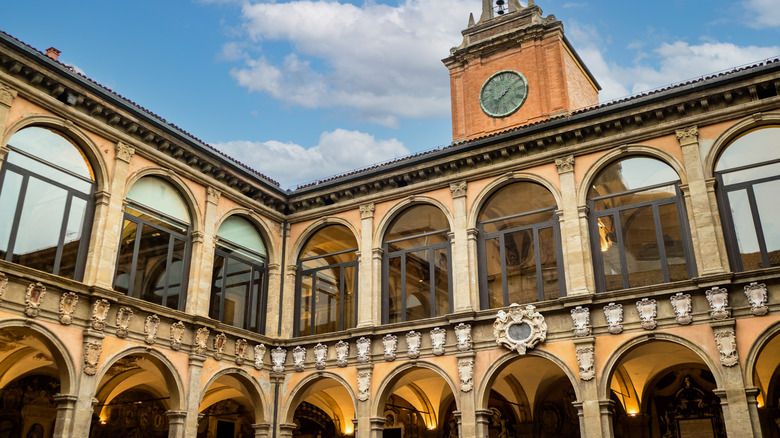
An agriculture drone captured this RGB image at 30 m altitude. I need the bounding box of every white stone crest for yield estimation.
[636,298,657,330]
[383,334,398,361]
[91,299,110,331]
[458,359,474,392]
[494,304,547,355]
[714,330,738,367]
[83,340,102,376]
[314,343,328,370]
[58,292,78,325]
[293,346,306,372]
[357,370,371,402]
[144,314,160,344]
[271,347,287,373]
[430,327,446,356]
[570,306,591,337]
[115,307,133,338]
[744,282,768,316]
[576,345,595,381]
[670,292,693,325]
[0,272,7,302]
[235,339,248,365]
[254,344,266,369]
[356,337,371,364]
[213,333,227,360]
[454,323,472,351]
[706,287,730,320]
[194,327,210,355]
[406,331,421,359]
[603,303,623,334]
[170,321,185,351]
[335,340,349,367]
[24,282,46,318]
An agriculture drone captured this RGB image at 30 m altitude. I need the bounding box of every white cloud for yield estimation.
[213,129,410,188]
[226,0,476,127]
[743,0,780,28]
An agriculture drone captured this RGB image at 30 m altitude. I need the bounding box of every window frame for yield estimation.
[211,238,269,333]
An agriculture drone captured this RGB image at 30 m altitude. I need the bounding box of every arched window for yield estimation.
[383,204,451,323]
[210,216,268,332]
[588,157,694,291]
[114,176,191,310]
[715,126,780,271]
[477,182,565,308]
[0,127,95,279]
[296,225,358,336]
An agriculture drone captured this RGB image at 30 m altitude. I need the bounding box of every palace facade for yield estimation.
[0,1,779,437]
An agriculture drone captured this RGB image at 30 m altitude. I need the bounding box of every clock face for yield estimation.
[479,70,529,118]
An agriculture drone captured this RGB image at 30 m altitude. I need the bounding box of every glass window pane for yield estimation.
[658,203,689,282]
[385,205,449,243]
[127,176,190,224]
[721,161,780,186]
[210,255,226,320]
[114,219,138,294]
[135,227,173,305]
[250,268,263,331]
[598,215,624,291]
[387,257,402,324]
[754,180,780,267]
[621,205,664,288]
[343,265,356,331]
[300,274,312,335]
[715,126,780,171]
[406,250,431,322]
[484,237,504,308]
[385,233,449,252]
[478,182,557,223]
[301,225,358,260]
[217,216,266,256]
[7,127,92,179]
[315,269,339,334]
[6,152,92,193]
[727,190,762,270]
[57,196,88,279]
[12,177,68,274]
[539,227,560,301]
[505,229,537,304]
[588,157,679,199]
[0,170,23,259]
[482,210,554,234]
[592,184,676,211]
[223,257,251,329]
[433,248,449,317]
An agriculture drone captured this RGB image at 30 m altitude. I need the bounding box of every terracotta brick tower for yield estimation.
[443,0,600,142]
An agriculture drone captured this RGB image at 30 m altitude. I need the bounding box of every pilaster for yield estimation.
[475,409,492,438]
[70,329,105,438]
[556,155,593,295]
[0,83,17,136]
[281,264,298,338]
[358,203,376,328]
[369,417,387,438]
[252,423,272,438]
[355,363,374,438]
[279,423,297,438]
[185,187,220,316]
[265,263,281,336]
[166,410,187,438]
[372,248,383,324]
[184,354,207,437]
[572,336,608,438]
[52,394,78,438]
[450,181,473,311]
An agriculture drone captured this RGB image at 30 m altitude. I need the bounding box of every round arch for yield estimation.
[0,318,77,395]
[467,171,563,229]
[373,195,455,249]
[280,371,358,434]
[598,332,724,401]
[576,145,689,207]
[214,207,277,262]
[744,320,780,388]
[288,217,361,266]
[200,367,268,424]
[703,113,780,179]
[476,349,580,410]
[1,114,109,192]
[124,167,204,233]
[372,360,461,419]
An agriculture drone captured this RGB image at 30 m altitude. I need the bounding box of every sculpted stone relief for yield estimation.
[714,330,738,367]
[335,340,349,367]
[458,359,474,392]
[670,292,693,325]
[213,333,227,361]
[570,306,590,337]
[195,327,210,355]
[314,343,328,370]
[115,307,133,338]
[271,347,287,373]
[636,298,657,330]
[144,314,160,344]
[169,321,185,351]
[254,344,266,369]
[83,340,102,376]
[430,327,446,356]
[603,303,623,334]
[576,346,595,381]
[383,334,397,362]
[493,304,547,355]
[455,323,472,352]
[744,282,768,316]
[24,282,46,318]
[357,370,371,402]
[91,299,110,331]
[235,338,248,365]
[406,331,421,359]
[58,292,78,325]
[356,337,371,364]
[706,287,730,320]
[0,272,7,302]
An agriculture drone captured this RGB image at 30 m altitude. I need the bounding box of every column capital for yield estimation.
[372,247,384,259]
[450,180,467,198]
[0,83,17,107]
[359,202,375,219]
[189,354,207,367]
[676,126,699,146]
[115,142,135,163]
[286,264,298,275]
[166,410,187,421]
[207,187,221,205]
[555,155,575,174]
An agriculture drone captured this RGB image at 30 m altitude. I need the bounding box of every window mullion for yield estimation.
[310,273,318,336]
[219,257,228,323]
[400,253,407,322]
[128,220,143,298]
[652,203,670,283]
[52,193,74,275]
[499,233,508,307]
[339,265,345,332]
[613,212,629,290]
[4,173,29,261]
[429,247,436,318]
[746,185,771,268]
[533,226,544,302]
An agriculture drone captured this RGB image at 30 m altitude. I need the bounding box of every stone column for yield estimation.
[746,386,764,438]
[70,329,105,438]
[475,409,492,438]
[466,228,479,309]
[280,264,298,338]
[86,142,135,288]
[185,187,220,316]
[0,83,16,135]
[369,417,387,438]
[356,363,374,438]
[279,423,297,438]
[183,354,207,437]
[166,411,187,438]
[252,423,272,438]
[556,156,593,295]
[52,394,78,438]
[710,319,759,436]
[573,337,609,438]
[358,203,375,328]
[265,263,281,335]
[372,248,383,323]
[676,127,728,275]
[456,351,477,437]
[450,181,473,312]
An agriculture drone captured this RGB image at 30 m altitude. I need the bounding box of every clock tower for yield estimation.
[443,0,600,142]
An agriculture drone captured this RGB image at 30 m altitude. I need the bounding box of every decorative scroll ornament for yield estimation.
[0,272,7,302]
[194,327,210,355]
[359,203,375,219]
[314,343,328,370]
[24,283,46,318]
[706,287,730,320]
[254,344,266,370]
[458,359,474,392]
[115,307,133,338]
[271,347,287,373]
[357,370,371,402]
[636,298,658,330]
[555,155,575,174]
[744,282,768,316]
[170,321,185,351]
[714,330,738,367]
[430,327,446,356]
[570,306,591,337]
[383,334,398,361]
[576,346,595,381]
[670,293,693,325]
[494,304,547,355]
[91,299,110,331]
[144,315,160,344]
[58,292,78,325]
[406,331,421,359]
[115,142,135,162]
[603,303,623,334]
[335,341,349,367]
[455,323,473,351]
[213,333,227,361]
[83,340,102,376]
[450,180,467,198]
[356,337,371,364]
[293,346,306,372]
[235,339,248,365]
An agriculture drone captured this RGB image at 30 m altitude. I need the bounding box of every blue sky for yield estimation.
[3,0,779,188]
